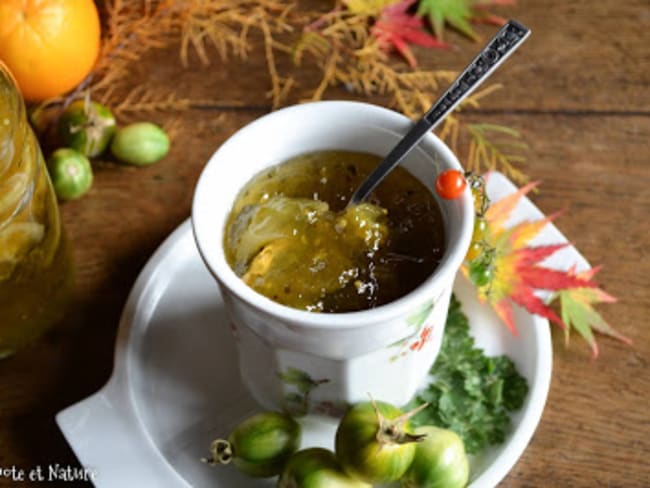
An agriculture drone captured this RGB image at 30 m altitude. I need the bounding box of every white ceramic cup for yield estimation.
[192,101,473,415]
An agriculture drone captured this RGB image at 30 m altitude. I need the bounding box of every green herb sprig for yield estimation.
[408,295,529,454]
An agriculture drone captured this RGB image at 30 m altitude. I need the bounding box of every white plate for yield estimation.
[57,173,589,487]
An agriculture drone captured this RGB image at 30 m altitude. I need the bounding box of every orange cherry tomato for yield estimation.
[435,170,467,200]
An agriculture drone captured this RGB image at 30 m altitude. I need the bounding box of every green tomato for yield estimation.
[401,426,469,488]
[57,100,116,157]
[205,411,301,478]
[466,217,491,262]
[277,448,371,488]
[468,259,493,287]
[47,148,93,200]
[472,217,490,242]
[464,241,483,262]
[335,400,424,484]
[110,122,169,166]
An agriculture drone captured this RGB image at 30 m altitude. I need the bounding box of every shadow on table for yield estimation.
[3,245,154,486]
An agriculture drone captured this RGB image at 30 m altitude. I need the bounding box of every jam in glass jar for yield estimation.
[0,62,74,358]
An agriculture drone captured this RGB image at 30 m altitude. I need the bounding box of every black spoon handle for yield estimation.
[348,20,531,206]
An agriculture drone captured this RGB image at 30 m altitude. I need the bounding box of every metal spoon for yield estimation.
[348,19,531,206]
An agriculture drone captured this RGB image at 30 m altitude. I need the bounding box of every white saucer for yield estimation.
[57,173,590,487]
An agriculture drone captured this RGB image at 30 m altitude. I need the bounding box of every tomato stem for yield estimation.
[392,401,429,425]
[370,397,428,448]
[202,439,233,466]
[79,94,114,154]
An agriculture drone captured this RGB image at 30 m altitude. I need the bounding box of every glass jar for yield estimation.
[0,61,74,358]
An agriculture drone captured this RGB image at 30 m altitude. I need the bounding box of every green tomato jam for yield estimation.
[1,64,74,358]
[224,151,445,312]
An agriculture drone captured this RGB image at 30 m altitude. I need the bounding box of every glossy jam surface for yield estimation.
[224,151,445,312]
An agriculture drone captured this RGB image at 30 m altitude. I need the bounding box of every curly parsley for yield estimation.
[408,295,529,454]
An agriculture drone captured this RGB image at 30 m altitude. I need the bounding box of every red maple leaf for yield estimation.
[371,0,449,67]
[489,242,597,334]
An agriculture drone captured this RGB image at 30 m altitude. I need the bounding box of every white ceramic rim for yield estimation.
[192,101,474,329]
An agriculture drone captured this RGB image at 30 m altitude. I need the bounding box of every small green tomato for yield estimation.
[110,122,169,166]
[204,411,301,478]
[464,241,483,262]
[472,217,490,242]
[468,259,493,287]
[57,100,116,157]
[335,400,428,484]
[277,448,371,488]
[401,426,469,488]
[47,148,93,200]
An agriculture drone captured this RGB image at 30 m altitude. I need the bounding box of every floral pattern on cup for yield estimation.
[390,299,436,361]
[310,399,350,418]
[279,367,330,416]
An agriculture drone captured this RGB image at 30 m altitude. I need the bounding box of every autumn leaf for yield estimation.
[371,0,449,67]
[417,0,514,41]
[478,181,579,331]
[481,192,598,329]
[484,180,539,234]
[480,238,595,334]
[466,179,628,355]
[554,266,631,358]
[467,182,592,329]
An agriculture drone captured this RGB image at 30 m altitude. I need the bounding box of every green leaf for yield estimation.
[557,286,629,358]
[406,300,434,327]
[553,267,630,358]
[279,367,315,393]
[417,0,478,40]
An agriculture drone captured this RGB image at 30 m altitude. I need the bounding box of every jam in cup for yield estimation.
[192,101,473,414]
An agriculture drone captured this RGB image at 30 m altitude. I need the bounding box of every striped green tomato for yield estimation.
[57,100,116,157]
[335,400,426,484]
[277,448,371,488]
[204,411,301,478]
[401,426,469,488]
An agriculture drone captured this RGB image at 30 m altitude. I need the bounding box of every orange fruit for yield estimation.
[0,0,101,102]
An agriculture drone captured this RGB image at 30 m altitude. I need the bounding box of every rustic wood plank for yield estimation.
[120,0,650,113]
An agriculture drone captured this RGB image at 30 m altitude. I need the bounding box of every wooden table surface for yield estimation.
[1,0,649,486]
